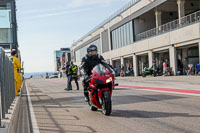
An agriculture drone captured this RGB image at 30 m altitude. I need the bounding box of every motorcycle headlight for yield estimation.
[106,77,112,83]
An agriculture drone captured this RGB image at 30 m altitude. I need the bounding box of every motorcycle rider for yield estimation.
[80,44,113,102]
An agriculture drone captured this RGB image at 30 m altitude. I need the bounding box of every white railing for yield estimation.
[136,10,200,41]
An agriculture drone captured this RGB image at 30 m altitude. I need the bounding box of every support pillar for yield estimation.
[108,27,113,64]
[133,54,138,76]
[110,58,113,66]
[120,56,124,67]
[108,28,112,52]
[100,31,103,54]
[177,0,185,24]
[199,42,200,64]
[148,51,153,68]
[170,46,177,75]
[155,10,162,29]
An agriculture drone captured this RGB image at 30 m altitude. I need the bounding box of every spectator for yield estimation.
[120,64,125,77]
[163,59,167,75]
[67,61,79,90]
[196,64,200,75]
[187,64,194,75]
[64,62,71,90]
[10,50,22,96]
[127,64,133,76]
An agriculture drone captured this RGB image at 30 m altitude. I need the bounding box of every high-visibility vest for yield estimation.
[72,65,78,75]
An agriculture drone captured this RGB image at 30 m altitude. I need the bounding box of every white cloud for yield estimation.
[22,0,129,15]
[19,0,131,20]
[32,8,91,18]
[66,0,131,9]
[67,0,111,8]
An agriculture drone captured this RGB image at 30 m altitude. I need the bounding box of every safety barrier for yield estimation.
[136,10,200,41]
[0,47,15,127]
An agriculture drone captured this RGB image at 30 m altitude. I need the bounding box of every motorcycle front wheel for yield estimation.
[102,91,112,116]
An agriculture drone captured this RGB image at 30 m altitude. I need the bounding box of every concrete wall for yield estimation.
[170,23,200,44]
[102,43,133,59]
[0,92,21,133]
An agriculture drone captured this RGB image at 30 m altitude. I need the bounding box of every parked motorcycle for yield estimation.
[142,67,157,77]
[87,63,116,116]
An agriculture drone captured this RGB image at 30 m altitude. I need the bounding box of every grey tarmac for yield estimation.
[26,76,200,133]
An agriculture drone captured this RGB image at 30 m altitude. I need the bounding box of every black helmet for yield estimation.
[87,44,97,54]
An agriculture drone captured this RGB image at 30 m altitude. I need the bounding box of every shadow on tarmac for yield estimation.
[111,110,200,118]
[112,94,186,105]
[32,95,85,105]
[31,94,96,133]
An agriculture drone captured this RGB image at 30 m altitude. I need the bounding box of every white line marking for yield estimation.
[25,82,40,133]
[115,87,200,97]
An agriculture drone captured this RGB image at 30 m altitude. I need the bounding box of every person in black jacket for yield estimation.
[64,62,71,90]
[80,44,113,102]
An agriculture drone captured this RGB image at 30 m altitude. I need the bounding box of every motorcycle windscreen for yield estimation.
[92,64,109,76]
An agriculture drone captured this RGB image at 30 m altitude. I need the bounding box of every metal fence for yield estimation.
[136,10,200,41]
[0,47,15,127]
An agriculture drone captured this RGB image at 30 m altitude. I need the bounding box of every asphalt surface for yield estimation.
[16,83,31,133]
[26,77,200,133]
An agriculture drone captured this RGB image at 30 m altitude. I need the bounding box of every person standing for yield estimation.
[64,62,71,90]
[163,59,169,75]
[10,50,22,96]
[120,64,125,77]
[67,61,79,90]
[163,60,167,75]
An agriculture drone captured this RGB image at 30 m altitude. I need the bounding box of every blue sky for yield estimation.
[17,0,130,73]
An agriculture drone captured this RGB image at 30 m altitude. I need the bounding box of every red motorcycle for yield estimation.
[87,63,116,116]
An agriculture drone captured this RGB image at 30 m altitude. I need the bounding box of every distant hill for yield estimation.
[24,72,54,78]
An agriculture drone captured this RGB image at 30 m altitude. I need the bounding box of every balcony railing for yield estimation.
[136,10,200,41]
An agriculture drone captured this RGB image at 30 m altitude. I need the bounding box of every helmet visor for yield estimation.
[89,50,97,55]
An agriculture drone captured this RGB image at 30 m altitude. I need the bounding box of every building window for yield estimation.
[0,3,13,44]
[75,38,101,62]
[111,21,134,50]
